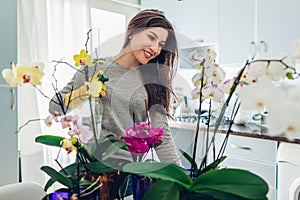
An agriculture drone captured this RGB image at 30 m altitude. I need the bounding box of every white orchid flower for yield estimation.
[289,86,300,102]
[266,100,300,140]
[202,84,225,103]
[192,73,205,87]
[77,124,94,143]
[204,48,217,65]
[291,38,300,59]
[205,64,226,84]
[238,76,287,112]
[246,55,289,81]
[223,78,243,94]
[191,87,200,99]
[187,49,200,64]
[265,60,287,81]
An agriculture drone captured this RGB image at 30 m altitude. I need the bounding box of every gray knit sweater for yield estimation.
[49,57,182,166]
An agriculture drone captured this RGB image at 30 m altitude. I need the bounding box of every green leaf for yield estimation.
[78,146,97,162]
[144,180,180,200]
[90,134,115,154]
[102,140,127,160]
[190,168,268,199]
[191,189,247,200]
[123,162,192,188]
[179,149,198,175]
[35,135,63,147]
[41,166,74,189]
[119,174,130,199]
[44,163,80,191]
[83,161,116,174]
[192,189,268,200]
[199,156,226,175]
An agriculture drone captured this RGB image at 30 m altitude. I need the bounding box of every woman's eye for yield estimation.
[159,43,165,48]
[148,35,155,41]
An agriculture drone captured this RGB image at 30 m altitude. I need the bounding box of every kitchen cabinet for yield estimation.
[218,0,255,64]
[0,0,18,186]
[257,0,300,58]
[207,134,278,199]
[170,121,283,199]
[170,127,197,169]
[218,0,300,65]
[141,0,219,45]
[141,0,300,65]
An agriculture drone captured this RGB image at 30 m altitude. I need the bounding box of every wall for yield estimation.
[91,0,140,24]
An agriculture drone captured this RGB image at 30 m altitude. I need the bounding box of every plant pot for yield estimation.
[131,174,157,200]
[48,187,99,200]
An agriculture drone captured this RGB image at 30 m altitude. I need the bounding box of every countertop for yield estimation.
[170,120,300,144]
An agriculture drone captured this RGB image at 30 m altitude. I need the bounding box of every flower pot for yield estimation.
[48,189,98,200]
[131,174,157,200]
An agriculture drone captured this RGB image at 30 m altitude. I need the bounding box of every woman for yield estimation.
[49,9,182,167]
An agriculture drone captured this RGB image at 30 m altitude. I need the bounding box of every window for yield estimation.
[90,0,141,57]
[91,8,126,57]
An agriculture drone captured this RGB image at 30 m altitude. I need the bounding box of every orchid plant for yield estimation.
[120,39,300,200]
[121,49,269,200]
[1,30,130,200]
[3,27,299,199]
[237,39,300,140]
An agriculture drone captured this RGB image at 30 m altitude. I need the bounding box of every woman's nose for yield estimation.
[150,43,160,54]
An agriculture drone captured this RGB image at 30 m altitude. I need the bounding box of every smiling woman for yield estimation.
[49,9,182,167]
[122,27,168,66]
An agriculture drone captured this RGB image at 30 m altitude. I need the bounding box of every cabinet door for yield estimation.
[257,0,300,58]
[141,0,219,44]
[170,127,196,169]
[0,87,18,185]
[218,0,256,65]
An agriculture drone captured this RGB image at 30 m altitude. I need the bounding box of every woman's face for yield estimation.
[129,27,168,65]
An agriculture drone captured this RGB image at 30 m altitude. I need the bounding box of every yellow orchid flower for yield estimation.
[60,138,78,154]
[73,49,93,67]
[2,63,19,86]
[2,62,44,86]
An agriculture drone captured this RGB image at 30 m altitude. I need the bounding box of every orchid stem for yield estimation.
[190,64,205,179]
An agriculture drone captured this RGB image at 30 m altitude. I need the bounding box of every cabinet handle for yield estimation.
[11,88,16,110]
[249,41,257,60]
[230,144,252,151]
[259,40,268,53]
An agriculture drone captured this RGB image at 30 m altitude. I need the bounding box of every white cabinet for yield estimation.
[170,126,196,169]
[257,0,300,58]
[141,0,300,65]
[141,0,219,45]
[207,134,278,199]
[218,0,300,65]
[0,0,18,186]
[218,0,255,64]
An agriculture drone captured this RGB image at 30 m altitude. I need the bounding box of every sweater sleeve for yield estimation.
[149,104,183,167]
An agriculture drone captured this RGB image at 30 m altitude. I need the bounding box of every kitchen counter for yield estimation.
[170,120,300,144]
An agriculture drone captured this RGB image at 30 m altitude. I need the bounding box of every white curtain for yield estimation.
[18,0,91,189]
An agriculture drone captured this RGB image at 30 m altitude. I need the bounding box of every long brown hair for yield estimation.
[123,9,178,117]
